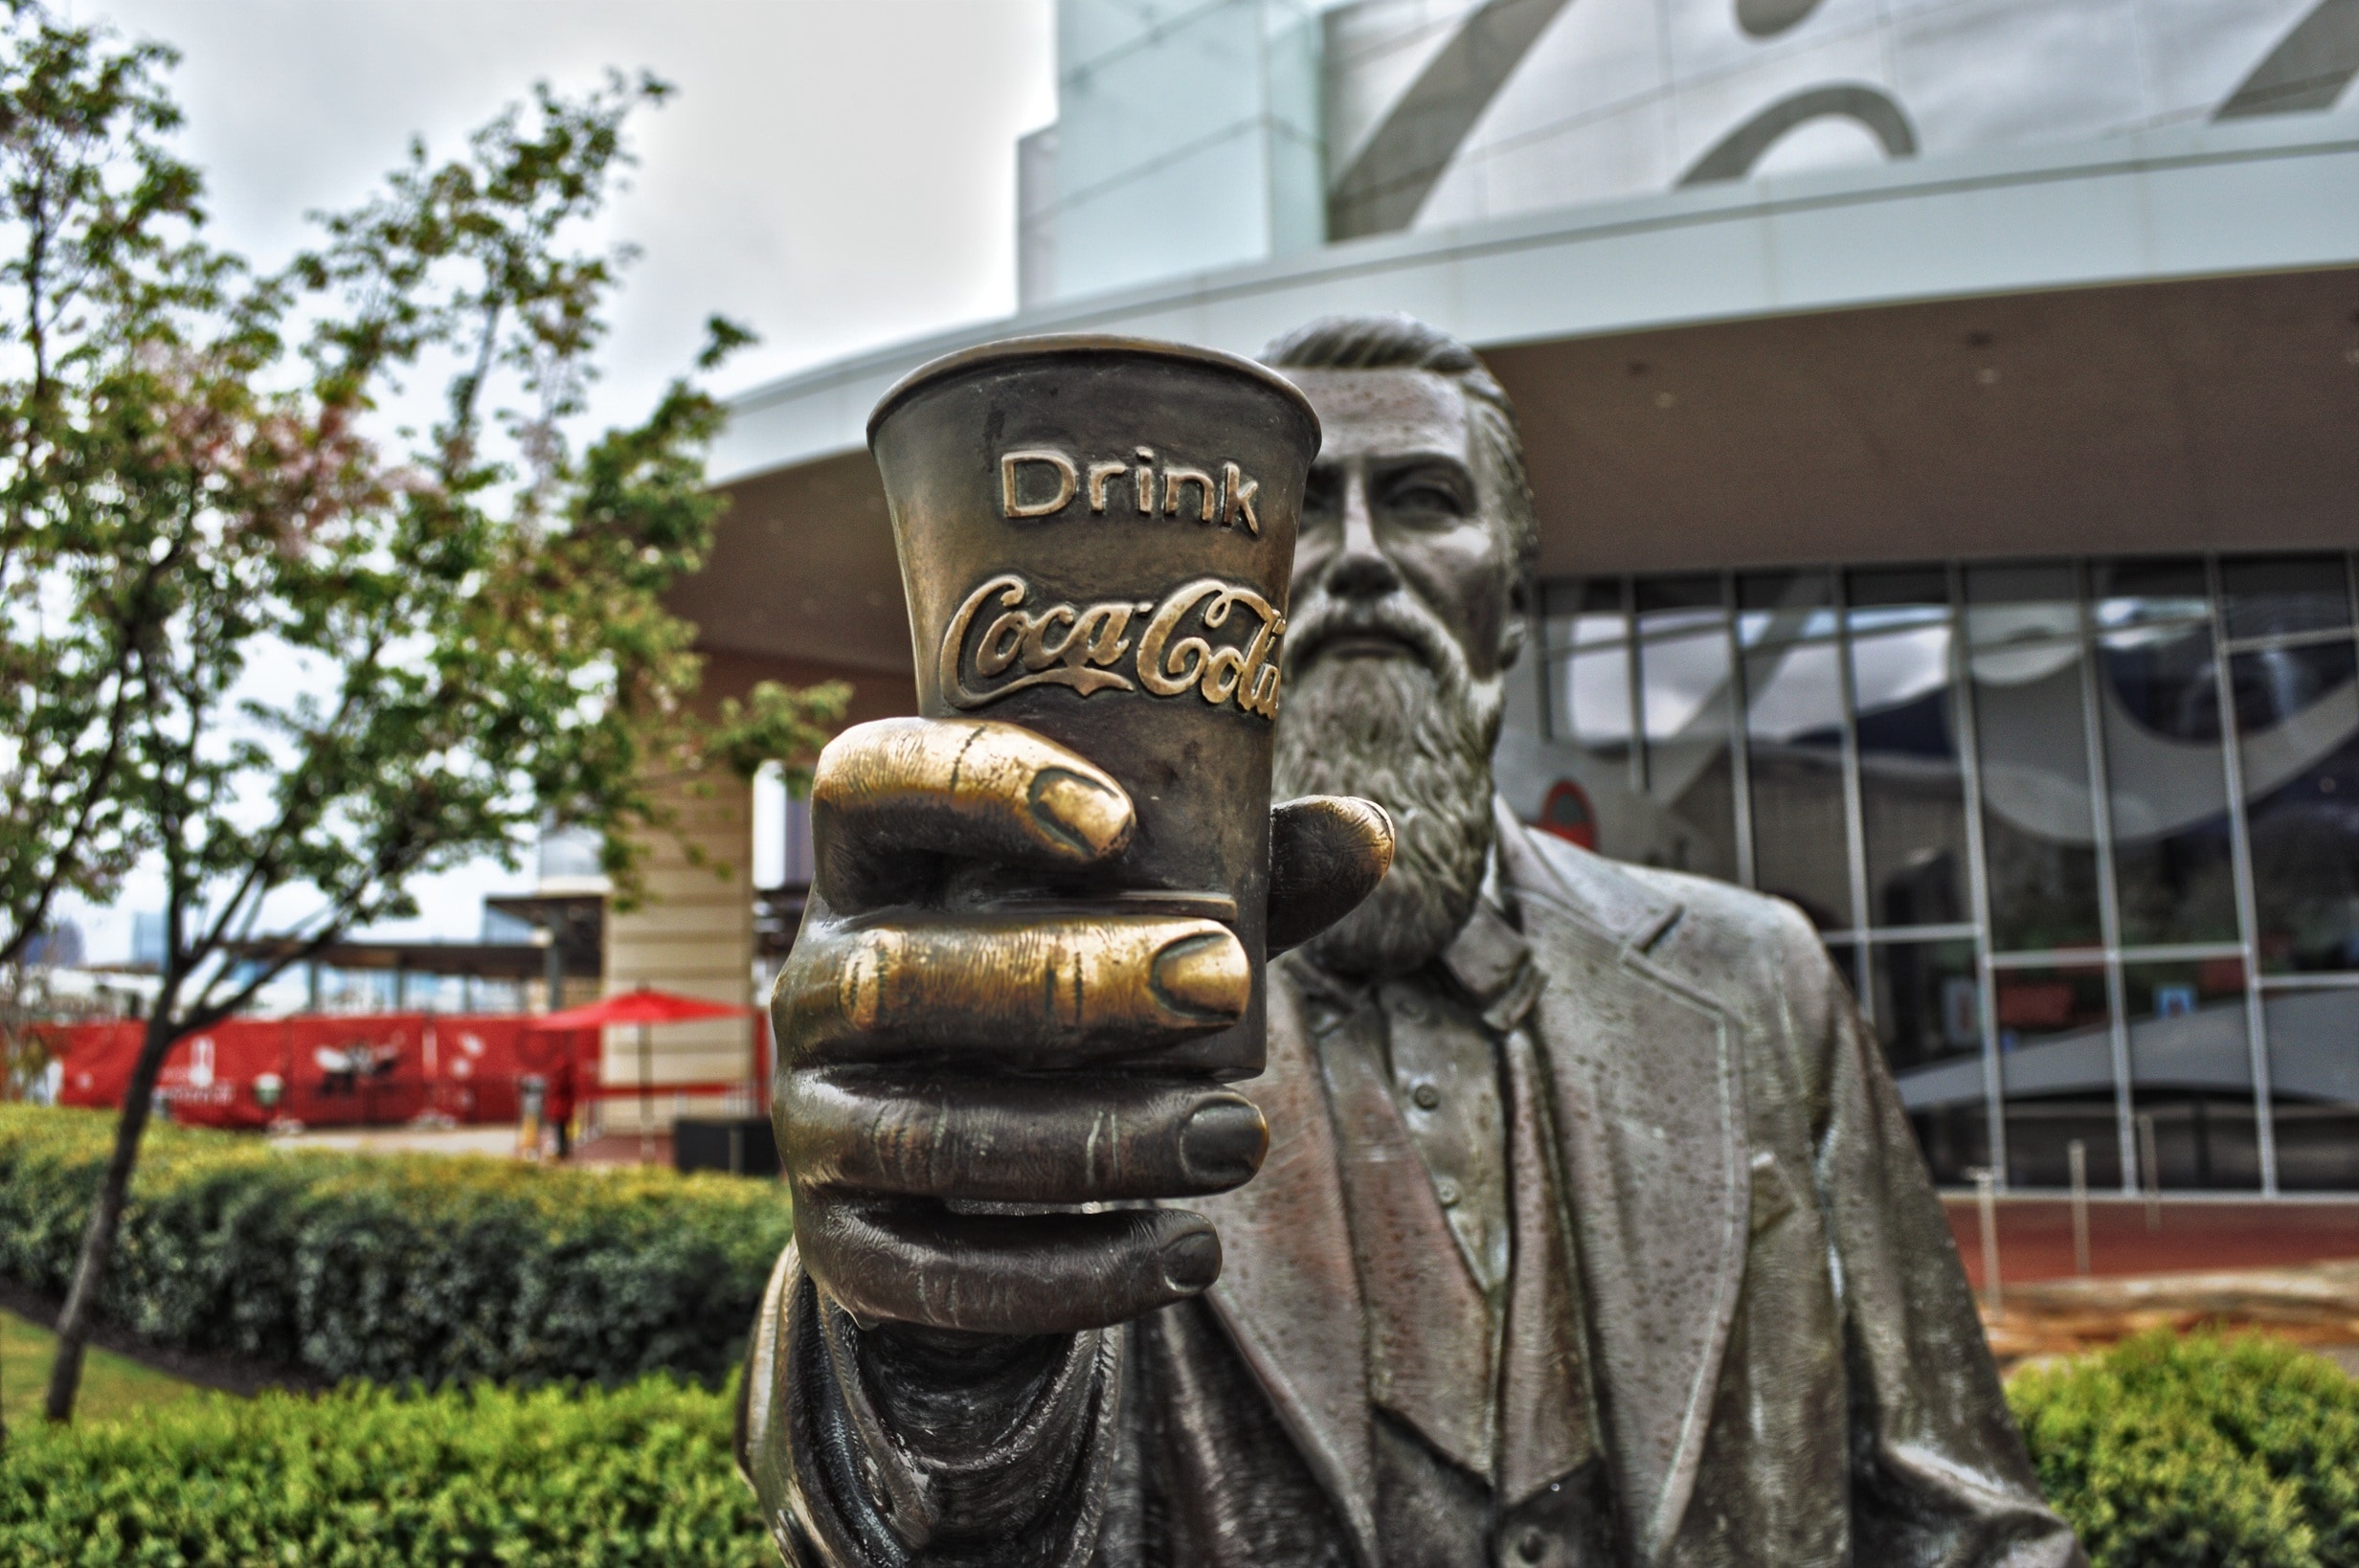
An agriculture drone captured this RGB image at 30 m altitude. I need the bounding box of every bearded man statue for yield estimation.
[739,314,2083,1568]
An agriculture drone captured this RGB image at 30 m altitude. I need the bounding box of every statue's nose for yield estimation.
[1324,476,1399,598]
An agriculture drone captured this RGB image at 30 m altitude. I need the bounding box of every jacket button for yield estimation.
[1516,1527,1548,1561]
[1412,1081,1442,1109]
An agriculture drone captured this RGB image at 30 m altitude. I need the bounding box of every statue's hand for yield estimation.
[775,716,1390,1337]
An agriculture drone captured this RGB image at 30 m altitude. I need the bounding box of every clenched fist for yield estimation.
[773,716,1390,1337]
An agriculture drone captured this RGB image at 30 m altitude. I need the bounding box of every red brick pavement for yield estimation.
[1944,1195,2359,1288]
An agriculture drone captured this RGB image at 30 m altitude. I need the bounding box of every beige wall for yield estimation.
[588,642,898,1134]
[599,772,757,1132]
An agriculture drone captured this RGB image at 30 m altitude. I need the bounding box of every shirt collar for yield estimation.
[1439,845,1543,1033]
[1293,842,1543,1035]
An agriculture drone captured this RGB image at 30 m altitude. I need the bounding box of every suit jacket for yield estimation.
[740,806,2083,1568]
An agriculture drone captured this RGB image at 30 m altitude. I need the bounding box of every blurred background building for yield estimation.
[668,0,2359,1195]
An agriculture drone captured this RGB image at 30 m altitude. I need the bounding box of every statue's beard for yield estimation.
[1272,594,1503,979]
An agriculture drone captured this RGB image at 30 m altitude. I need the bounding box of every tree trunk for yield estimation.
[43,1008,179,1422]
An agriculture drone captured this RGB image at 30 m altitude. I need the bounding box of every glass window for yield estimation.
[1737,569,1836,645]
[1556,636,1632,755]
[2123,958,2259,1191]
[1847,565,1949,633]
[1966,566,2101,952]
[1543,578,1624,653]
[2234,639,2359,974]
[2265,988,2359,1192]
[1965,563,2080,647]
[1634,573,1724,637]
[1636,616,1739,882]
[2100,617,2239,947]
[1823,938,1862,1001]
[1875,936,1992,1186]
[1745,638,1851,930]
[1872,939,1982,1073]
[1991,961,2119,1189]
[1853,620,1968,930]
[2221,554,2352,644]
[2092,557,2208,632]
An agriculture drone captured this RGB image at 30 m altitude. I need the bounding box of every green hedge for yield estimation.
[2011,1331,2359,1568]
[0,1106,792,1389]
[2,1312,2354,1564]
[0,1375,769,1566]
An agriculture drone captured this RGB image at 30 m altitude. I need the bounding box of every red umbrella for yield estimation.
[528,987,747,1031]
[529,986,751,1162]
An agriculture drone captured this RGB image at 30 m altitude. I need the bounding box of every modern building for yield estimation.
[661,0,2359,1194]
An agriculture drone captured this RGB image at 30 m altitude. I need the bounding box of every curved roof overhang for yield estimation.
[678,114,2359,679]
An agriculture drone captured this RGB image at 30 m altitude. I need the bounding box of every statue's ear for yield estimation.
[1499,578,1531,668]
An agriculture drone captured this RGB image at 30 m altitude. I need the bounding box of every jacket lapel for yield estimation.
[1200,971,1377,1567]
[1495,806,1750,1566]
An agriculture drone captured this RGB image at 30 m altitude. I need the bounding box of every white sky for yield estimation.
[61,0,1055,962]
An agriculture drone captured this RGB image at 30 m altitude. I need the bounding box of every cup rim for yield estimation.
[865,332,1321,449]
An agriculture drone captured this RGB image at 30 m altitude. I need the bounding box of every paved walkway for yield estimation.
[1944,1195,2359,1286]
[270,1124,529,1157]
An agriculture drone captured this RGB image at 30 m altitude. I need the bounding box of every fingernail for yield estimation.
[1149,931,1249,1021]
[1179,1099,1266,1187]
[1031,768,1132,858]
[1160,1225,1222,1293]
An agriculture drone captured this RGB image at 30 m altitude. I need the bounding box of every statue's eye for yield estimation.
[1387,476,1468,516]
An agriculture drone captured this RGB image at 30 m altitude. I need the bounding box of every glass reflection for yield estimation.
[2100,617,2238,946]
[2093,557,2208,632]
[1637,626,1738,881]
[1538,555,2359,1195]
[1990,962,2120,1189]
[1543,578,1623,651]
[2123,958,2258,1191]
[1746,638,1850,930]
[1557,639,1632,754]
[2265,988,2359,1192]
[1876,937,1988,1186]
[1966,568,2101,952]
[1872,940,1981,1072]
[2235,640,2359,973]
[1847,565,1949,634]
[2221,554,2352,644]
[1853,626,1967,929]
[1737,569,1836,645]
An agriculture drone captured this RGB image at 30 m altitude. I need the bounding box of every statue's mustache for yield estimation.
[1283,590,1463,685]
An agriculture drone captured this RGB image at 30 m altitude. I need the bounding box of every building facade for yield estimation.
[675,0,2359,1192]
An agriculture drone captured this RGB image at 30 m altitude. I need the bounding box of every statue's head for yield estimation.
[1264,314,1536,978]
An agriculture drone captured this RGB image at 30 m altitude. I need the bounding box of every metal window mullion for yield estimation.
[1536,584,1561,742]
[1835,570,1874,1011]
[2208,556,2280,1196]
[1726,569,1756,890]
[1862,921,1980,943]
[2260,971,2359,991]
[2075,560,2140,1195]
[1624,577,1647,799]
[1947,562,2008,1188]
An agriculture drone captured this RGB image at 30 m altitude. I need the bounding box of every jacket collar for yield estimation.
[1493,803,1752,1564]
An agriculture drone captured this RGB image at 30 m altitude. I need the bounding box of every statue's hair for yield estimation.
[1260,313,1537,581]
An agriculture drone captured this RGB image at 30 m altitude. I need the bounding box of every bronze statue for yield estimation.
[741,317,2084,1567]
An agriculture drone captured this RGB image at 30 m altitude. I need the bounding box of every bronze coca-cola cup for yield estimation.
[868,334,1319,1077]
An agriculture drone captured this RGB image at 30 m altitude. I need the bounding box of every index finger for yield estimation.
[814,718,1134,900]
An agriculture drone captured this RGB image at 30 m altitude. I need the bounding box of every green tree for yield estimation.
[0,6,842,1425]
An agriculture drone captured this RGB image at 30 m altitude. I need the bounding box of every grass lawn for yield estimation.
[1,1308,199,1429]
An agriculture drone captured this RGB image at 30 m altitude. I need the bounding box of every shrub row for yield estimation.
[0,1375,771,1566]
[2012,1330,2359,1568]
[0,1106,792,1389]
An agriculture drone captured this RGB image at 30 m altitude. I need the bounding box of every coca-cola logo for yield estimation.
[939,573,1284,719]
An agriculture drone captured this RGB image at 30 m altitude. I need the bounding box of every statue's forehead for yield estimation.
[1281,370,1470,461]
